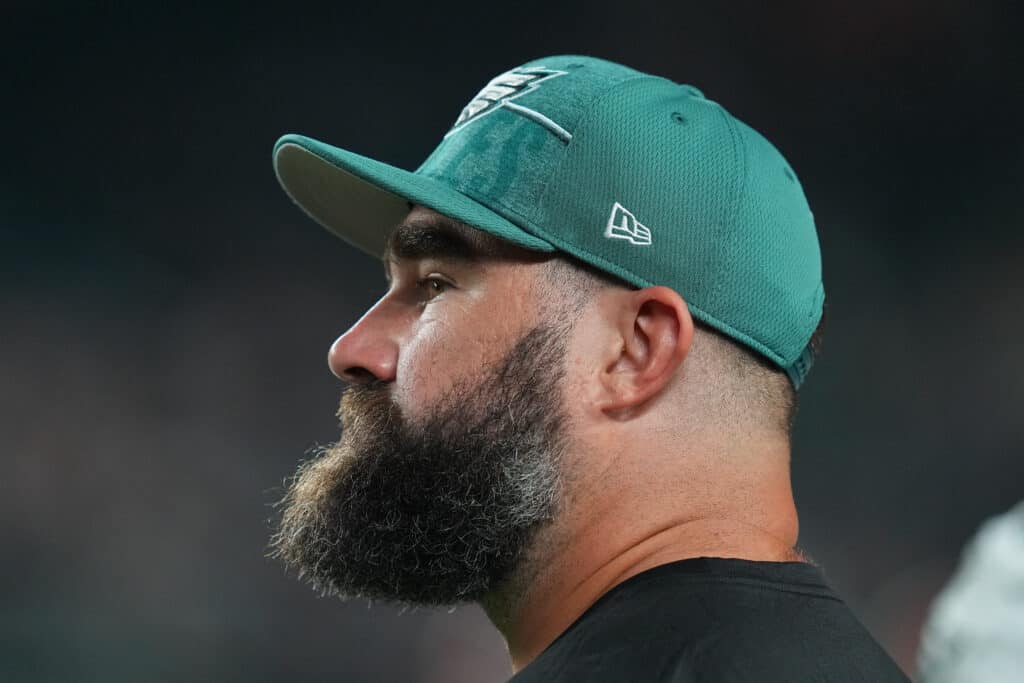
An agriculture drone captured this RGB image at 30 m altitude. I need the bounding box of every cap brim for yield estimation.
[273,134,555,257]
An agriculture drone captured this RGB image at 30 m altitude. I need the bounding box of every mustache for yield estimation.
[336,382,399,436]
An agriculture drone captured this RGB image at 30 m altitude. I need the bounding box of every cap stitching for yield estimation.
[710,103,749,316]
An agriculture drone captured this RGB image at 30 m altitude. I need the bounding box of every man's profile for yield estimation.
[269,55,909,681]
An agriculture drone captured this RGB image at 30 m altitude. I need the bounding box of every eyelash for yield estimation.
[416,275,451,302]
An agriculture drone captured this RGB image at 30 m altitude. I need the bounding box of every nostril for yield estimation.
[341,366,379,385]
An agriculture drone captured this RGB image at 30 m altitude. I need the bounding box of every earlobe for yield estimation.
[599,287,693,415]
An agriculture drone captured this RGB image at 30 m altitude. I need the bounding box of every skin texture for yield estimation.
[325,205,801,672]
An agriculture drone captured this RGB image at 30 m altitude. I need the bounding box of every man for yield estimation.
[270,55,909,681]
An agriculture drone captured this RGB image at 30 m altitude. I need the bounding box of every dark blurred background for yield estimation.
[3,2,1022,681]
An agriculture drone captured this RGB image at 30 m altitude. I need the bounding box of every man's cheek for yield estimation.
[392,336,452,413]
[398,321,475,380]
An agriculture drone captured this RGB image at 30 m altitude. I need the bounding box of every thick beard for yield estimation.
[270,323,569,607]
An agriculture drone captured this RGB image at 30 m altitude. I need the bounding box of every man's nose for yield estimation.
[327,301,400,384]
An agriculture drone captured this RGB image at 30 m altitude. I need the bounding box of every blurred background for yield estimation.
[3,2,1022,681]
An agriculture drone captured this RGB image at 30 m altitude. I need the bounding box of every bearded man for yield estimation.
[270,55,909,682]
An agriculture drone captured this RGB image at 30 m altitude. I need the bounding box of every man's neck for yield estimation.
[480,449,800,673]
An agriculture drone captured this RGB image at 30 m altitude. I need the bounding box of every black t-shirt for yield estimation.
[509,557,910,682]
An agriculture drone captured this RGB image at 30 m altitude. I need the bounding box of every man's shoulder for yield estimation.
[509,557,910,683]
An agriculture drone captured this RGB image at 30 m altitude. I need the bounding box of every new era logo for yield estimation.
[605,202,652,246]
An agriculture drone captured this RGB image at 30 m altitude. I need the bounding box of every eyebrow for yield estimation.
[382,216,491,276]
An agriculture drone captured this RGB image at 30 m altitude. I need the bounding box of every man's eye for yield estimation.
[416,276,451,301]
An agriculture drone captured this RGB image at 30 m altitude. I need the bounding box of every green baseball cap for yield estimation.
[273,55,825,388]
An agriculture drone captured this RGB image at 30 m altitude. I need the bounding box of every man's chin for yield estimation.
[271,439,539,605]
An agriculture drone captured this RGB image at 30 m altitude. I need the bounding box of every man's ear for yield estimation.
[597,286,694,415]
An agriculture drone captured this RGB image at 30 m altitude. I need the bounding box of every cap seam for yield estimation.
[532,74,670,223]
[698,104,805,367]
[711,104,749,309]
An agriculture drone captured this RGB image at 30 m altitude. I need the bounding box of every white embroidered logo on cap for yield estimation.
[605,202,652,246]
[446,66,569,140]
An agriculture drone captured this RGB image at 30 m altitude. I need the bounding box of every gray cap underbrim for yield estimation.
[273,133,556,257]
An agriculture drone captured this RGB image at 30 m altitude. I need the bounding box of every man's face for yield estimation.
[271,207,573,605]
